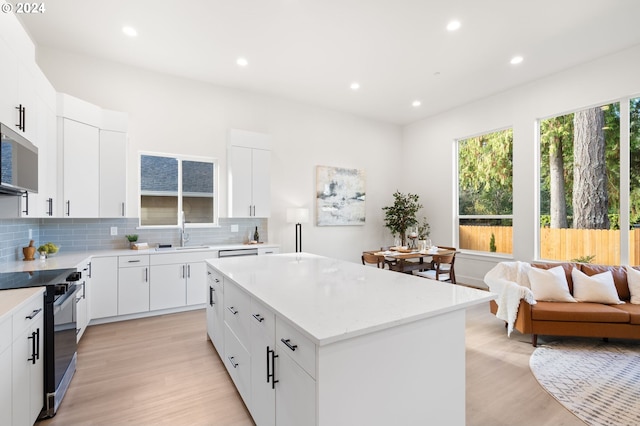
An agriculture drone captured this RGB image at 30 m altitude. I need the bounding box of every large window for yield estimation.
[630,97,640,263]
[140,153,217,227]
[457,128,513,254]
[539,102,620,264]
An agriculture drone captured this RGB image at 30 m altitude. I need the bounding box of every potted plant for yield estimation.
[126,234,139,249]
[382,191,422,246]
[417,216,431,249]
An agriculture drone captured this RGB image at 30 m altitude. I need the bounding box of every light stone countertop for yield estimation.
[0,243,279,273]
[0,287,45,320]
[207,252,496,346]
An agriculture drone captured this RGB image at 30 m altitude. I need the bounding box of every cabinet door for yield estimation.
[75,281,88,342]
[250,299,276,426]
[229,145,253,217]
[0,38,18,127]
[252,148,271,217]
[186,261,206,305]
[0,346,11,426]
[275,350,316,426]
[17,61,38,143]
[99,130,127,217]
[150,264,186,310]
[118,266,150,315]
[12,309,44,426]
[206,269,224,355]
[62,118,99,217]
[90,257,118,319]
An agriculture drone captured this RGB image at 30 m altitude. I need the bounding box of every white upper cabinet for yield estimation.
[59,117,100,217]
[0,38,19,128]
[99,130,127,217]
[228,129,271,218]
[57,94,128,218]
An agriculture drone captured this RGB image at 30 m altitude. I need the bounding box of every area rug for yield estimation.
[529,339,640,425]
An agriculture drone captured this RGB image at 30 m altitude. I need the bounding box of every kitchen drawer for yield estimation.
[207,267,224,293]
[250,297,275,341]
[224,281,251,347]
[0,316,11,354]
[276,318,316,379]
[224,323,251,404]
[119,255,149,267]
[12,293,43,339]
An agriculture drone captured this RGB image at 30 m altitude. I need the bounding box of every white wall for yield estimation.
[403,44,640,287]
[36,47,402,262]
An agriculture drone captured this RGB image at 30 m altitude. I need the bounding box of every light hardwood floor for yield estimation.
[37,303,583,426]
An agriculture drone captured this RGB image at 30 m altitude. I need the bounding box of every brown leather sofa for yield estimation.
[490,262,640,346]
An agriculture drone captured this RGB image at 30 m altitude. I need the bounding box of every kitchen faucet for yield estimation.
[180,211,190,247]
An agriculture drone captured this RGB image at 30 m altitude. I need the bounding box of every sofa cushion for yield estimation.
[571,268,623,304]
[528,266,576,302]
[531,301,630,323]
[532,262,579,292]
[610,304,640,325]
[625,266,640,304]
[580,264,630,301]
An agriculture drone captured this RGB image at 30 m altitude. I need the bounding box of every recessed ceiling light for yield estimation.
[412,100,421,107]
[510,56,524,65]
[446,20,461,31]
[122,26,137,37]
[237,57,249,67]
[350,82,360,90]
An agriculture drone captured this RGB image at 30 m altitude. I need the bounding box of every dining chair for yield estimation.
[415,252,456,283]
[362,252,386,268]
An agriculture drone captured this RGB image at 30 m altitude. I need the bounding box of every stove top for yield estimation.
[0,269,77,292]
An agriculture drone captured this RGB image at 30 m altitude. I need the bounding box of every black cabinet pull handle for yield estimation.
[227,306,238,315]
[267,346,279,389]
[66,200,70,216]
[22,192,29,215]
[122,202,125,217]
[252,313,264,322]
[46,198,53,216]
[35,328,39,360]
[281,338,298,352]
[25,308,42,320]
[145,267,148,282]
[209,286,215,306]
[27,330,37,364]
[228,356,238,368]
[128,259,141,263]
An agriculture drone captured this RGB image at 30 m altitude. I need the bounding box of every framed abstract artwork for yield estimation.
[315,165,365,226]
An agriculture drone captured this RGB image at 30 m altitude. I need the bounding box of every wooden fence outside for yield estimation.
[459,225,640,265]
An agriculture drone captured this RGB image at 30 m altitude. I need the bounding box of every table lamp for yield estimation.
[287,208,309,252]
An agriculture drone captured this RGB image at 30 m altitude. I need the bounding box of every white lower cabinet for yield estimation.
[150,251,215,311]
[90,256,118,319]
[211,273,316,425]
[118,255,150,315]
[12,290,44,426]
[0,316,13,426]
[206,269,224,356]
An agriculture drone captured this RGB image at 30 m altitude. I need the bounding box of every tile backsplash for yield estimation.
[0,217,267,266]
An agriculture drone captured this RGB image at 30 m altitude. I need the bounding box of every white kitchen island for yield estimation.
[206,253,495,426]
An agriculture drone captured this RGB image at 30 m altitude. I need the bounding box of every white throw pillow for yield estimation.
[528,266,576,302]
[571,268,623,304]
[625,266,640,304]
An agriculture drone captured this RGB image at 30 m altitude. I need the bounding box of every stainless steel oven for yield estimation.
[43,277,81,418]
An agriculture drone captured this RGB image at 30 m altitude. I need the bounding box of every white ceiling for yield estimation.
[17,0,640,125]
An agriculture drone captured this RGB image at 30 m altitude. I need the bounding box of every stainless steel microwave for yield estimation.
[0,122,38,195]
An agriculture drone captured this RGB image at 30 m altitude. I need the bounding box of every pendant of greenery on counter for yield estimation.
[382,191,422,246]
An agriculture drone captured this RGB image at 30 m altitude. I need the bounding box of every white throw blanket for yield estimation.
[484,261,536,336]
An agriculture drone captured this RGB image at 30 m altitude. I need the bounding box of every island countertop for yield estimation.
[206,252,496,346]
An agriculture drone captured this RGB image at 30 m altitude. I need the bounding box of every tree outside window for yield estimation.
[457,129,513,254]
[539,103,620,264]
